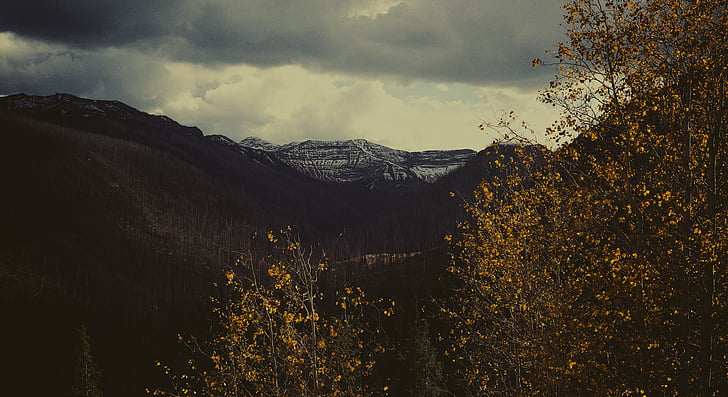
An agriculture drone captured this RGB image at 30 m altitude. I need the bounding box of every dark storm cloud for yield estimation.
[0,0,179,47]
[174,0,337,64]
[0,0,564,86]
[333,0,560,85]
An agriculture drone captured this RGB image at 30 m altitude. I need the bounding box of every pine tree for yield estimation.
[408,318,447,397]
[72,324,104,397]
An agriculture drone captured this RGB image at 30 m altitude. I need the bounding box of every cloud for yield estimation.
[0,0,564,85]
[0,1,566,151]
[0,31,561,151]
[0,33,180,108]
[0,0,178,47]
[148,63,559,151]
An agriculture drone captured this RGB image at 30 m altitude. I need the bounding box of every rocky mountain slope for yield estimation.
[239,136,476,191]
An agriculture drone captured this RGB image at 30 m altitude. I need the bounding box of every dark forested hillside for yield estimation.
[0,93,516,396]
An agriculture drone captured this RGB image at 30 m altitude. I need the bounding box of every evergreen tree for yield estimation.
[73,324,104,397]
[408,318,447,397]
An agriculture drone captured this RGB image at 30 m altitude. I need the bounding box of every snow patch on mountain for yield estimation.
[239,136,287,151]
[239,136,476,188]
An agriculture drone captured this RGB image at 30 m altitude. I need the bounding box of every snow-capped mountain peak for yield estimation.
[238,137,476,190]
[239,136,285,151]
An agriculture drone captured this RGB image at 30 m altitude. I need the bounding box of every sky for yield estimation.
[0,0,567,151]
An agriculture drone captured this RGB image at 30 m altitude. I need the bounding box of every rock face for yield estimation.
[239,136,476,191]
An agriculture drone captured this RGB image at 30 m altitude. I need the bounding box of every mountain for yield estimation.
[2,92,204,138]
[0,92,529,396]
[0,93,528,260]
[0,92,477,191]
[239,136,477,191]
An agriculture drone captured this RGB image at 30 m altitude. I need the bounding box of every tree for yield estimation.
[445,146,572,395]
[448,0,728,395]
[73,324,104,397]
[153,230,394,397]
[407,317,448,397]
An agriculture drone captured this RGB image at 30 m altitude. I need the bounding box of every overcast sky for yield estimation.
[1,0,566,151]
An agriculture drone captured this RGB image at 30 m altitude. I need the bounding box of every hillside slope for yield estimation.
[0,93,511,396]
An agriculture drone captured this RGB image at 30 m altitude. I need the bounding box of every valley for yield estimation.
[0,93,508,396]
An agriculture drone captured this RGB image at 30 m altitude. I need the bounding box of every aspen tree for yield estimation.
[449,0,727,394]
[153,230,393,397]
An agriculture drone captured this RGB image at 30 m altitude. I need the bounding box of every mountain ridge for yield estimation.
[1,93,477,192]
[0,92,496,254]
[237,135,477,190]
